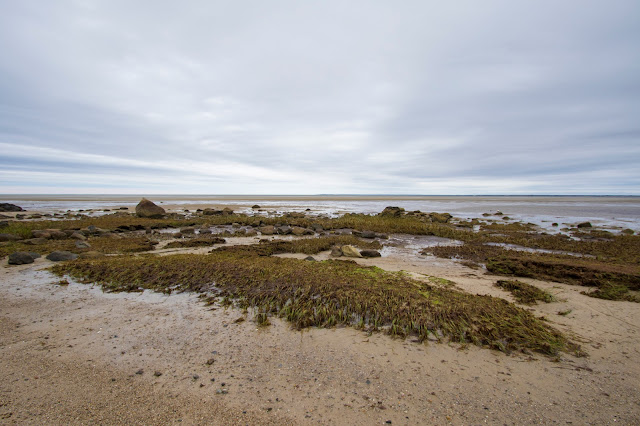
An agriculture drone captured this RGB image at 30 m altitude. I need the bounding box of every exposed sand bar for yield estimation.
[2,248,640,424]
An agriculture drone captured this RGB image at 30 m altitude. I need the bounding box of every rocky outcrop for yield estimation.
[0,203,24,212]
[135,198,165,218]
[379,206,405,217]
[429,212,452,224]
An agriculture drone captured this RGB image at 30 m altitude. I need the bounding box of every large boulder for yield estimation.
[46,251,79,261]
[360,250,381,258]
[8,252,35,265]
[379,206,405,217]
[135,198,165,218]
[0,203,24,212]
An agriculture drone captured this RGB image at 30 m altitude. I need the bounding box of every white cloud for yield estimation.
[0,0,638,194]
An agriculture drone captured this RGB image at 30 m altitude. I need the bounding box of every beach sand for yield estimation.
[2,233,639,424]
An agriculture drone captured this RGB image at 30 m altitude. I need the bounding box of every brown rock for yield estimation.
[259,225,276,235]
[0,233,21,242]
[135,198,166,218]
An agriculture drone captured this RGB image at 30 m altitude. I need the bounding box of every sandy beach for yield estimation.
[2,221,640,424]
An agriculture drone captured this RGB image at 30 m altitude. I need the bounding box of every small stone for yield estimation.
[153,371,162,377]
[206,358,215,365]
[135,369,144,375]
[46,251,78,262]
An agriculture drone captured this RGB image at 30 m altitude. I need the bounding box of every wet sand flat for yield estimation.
[2,246,639,424]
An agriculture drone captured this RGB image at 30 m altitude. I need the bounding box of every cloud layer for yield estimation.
[1,0,638,194]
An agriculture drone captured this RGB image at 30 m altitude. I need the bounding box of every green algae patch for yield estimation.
[0,236,155,258]
[165,237,227,249]
[495,280,555,305]
[51,251,578,356]
[423,242,640,293]
[581,283,640,303]
[213,235,382,256]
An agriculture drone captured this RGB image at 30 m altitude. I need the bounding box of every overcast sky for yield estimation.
[0,0,638,195]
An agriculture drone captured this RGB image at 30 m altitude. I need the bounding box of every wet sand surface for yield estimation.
[2,237,640,425]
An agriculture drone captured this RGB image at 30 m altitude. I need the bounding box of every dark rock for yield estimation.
[0,233,21,242]
[552,223,559,227]
[359,230,376,239]
[311,223,324,232]
[222,207,234,215]
[199,228,212,234]
[28,252,41,259]
[8,252,35,265]
[180,227,196,234]
[202,208,219,216]
[206,358,215,365]
[577,222,592,228]
[153,371,162,377]
[46,251,79,261]
[360,250,381,258]
[0,203,24,212]
[16,214,25,219]
[304,256,316,261]
[244,228,258,236]
[276,226,292,235]
[252,205,261,209]
[376,233,389,239]
[379,206,405,217]
[135,198,166,218]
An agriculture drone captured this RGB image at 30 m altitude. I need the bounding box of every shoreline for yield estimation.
[2,194,639,203]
